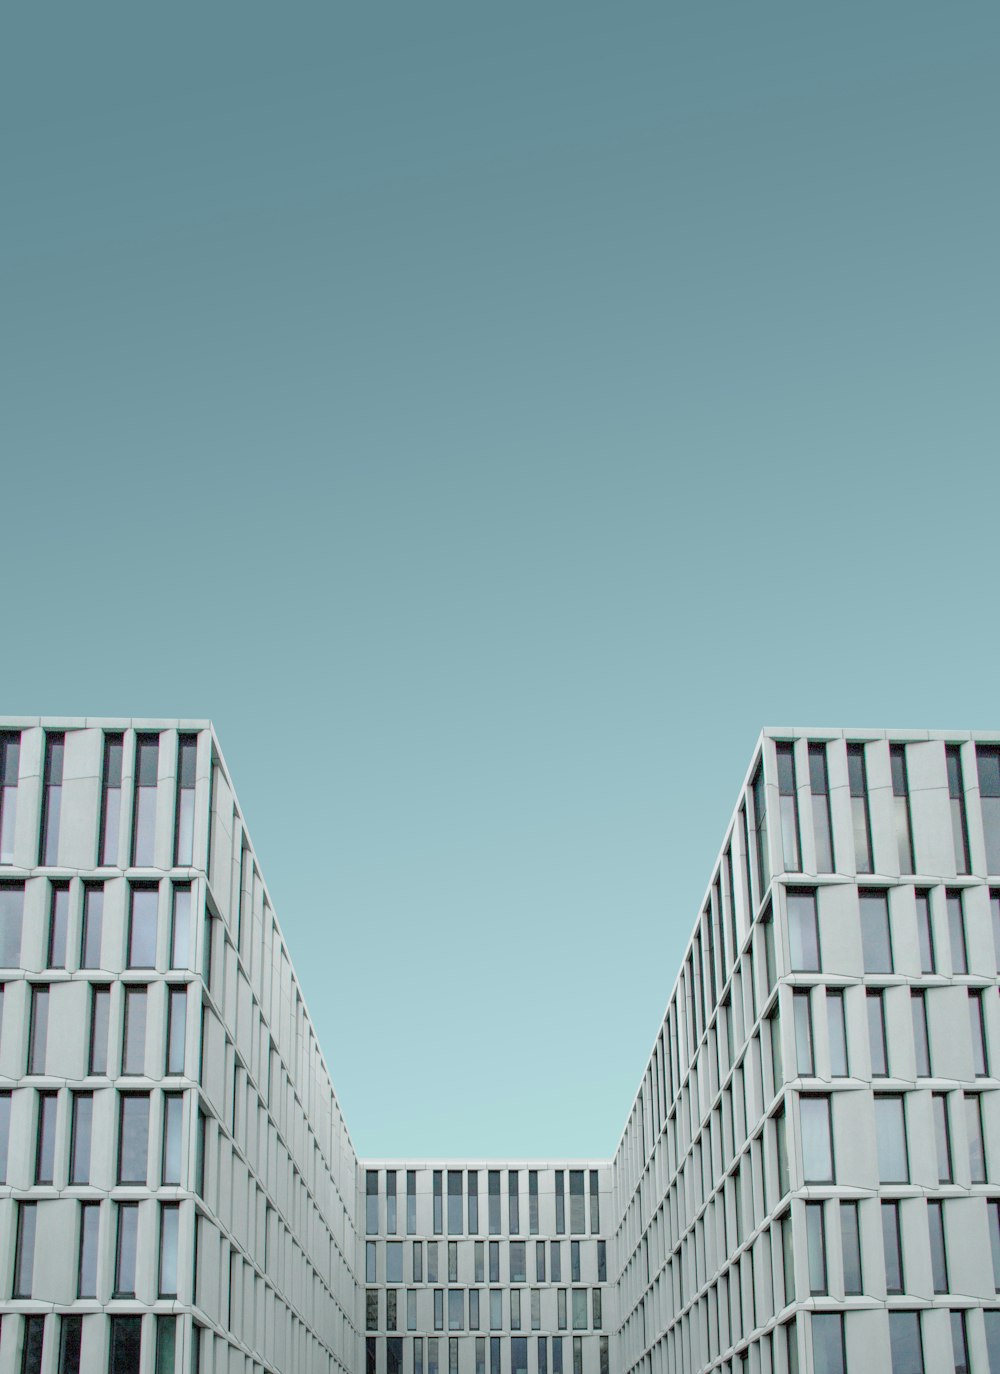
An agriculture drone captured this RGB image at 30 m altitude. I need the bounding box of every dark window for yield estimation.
[890,745,914,874]
[174,734,197,866]
[78,1202,100,1297]
[99,733,124,866]
[108,1316,143,1374]
[751,762,769,899]
[597,1241,606,1282]
[967,1093,987,1183]
[40,732,65,865]
[555,1171,565,1234]
[933,1093,953,1183]
[21,1315,45,1374]
[89,985,110,1074]
[569,1171,585,1233]
[978,745,1000,875]
[0,732,20,865]
[971,993,988,1076]
[14,1201,36,1295]
[468,1170,478,1234]
[448,1170,463,1234]
[589,1170,600,1233]
[132,733,159,866]
[488,1171,501,1234]
[551,1240,561,1282]
[155,1316,176,1374]
[915,890,935,973]
[948,891,968,974]
[48,882,69,967]
[511,1241,526,1282]
[882,1201,903,1293]
[776,743,801,872]
[847,743,873,873]
[840,1201,862,1294]
[808,743,834,872]
[70,1092,93,1183]
[793,990,814,1076]
[166,987,186,1075]
[912,993,930,1077]
[433,1170,443,1234]
[407,1169,417,1234]
[35,1091,57,1183]
[947,745,971,875]
[387,1169,397,1234]
[806,1202,826,1294]
[81,884,104,968]
[950,1310,970,1374]
[867,990,888,1077]
[508,1169,520,1233]
[928,1200,948,1293]
[529,1171,539,1234]
[28,984,49,1073]
[59,1314,83,1374]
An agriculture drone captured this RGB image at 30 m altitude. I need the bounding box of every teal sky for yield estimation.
[3,3,998,1158]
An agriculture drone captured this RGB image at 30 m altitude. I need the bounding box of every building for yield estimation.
[0,720,997,1374]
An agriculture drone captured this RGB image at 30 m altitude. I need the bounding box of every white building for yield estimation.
[0,720,997,1374]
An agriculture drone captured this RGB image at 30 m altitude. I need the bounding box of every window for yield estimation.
[967,1093,986,1183]
[366,1171,379,1233]
[407,1289,417,1330]
[434,1170,443,1233]
[489,1242,499,1283]
[867,990,888,1077]
[159,1203,180,1296]
[60,1314,83,1374]
[387,1242,403,1283]
[70,1092,93,1183]
[22,1315,45,1374]
[889,1311,924,1374]
[408,1170,417,1234]
[48,882,69,967]
[468,1169,478,1233]
[366,1290,379,1331]
[448,1170,463,1233]
[512,1339,528,1374]
[860,889,893,973]
[170,885,192,969]
[840,1201,862,1294]
[800,1096,834,1183]
[428,1242,439,1282]
[155,1316,176,1374]
[589,1170,600,1232]
[529,1170,539,1234]
[78,1201,100,1296]
[509,1169,520,1233]
[14,1201,37,1296]
[0,882,24,965]
[806,1202,826,1294]
[511,1241,526,1283]
[40,732,65,865]
[934,1094,953,1182]
[536,1241,546,1282]
[174,734,197,865]
[951,1310,970,1374]
[118,1094,150,1184]
[414,1242,424,1283]
[597,1240,606,1282]
[989,1201,1000,1290]
[489,1170,501,1233]
[132,733,159,865]
[928,1200,948,1292]
[123,986,148,1074]
[35,1091,57,1183]
[978,745,1000,874]
[947,891,968,974]
[551,1241,561,1281]
[912,993,930,1077]
[511,1288,521,1330]
[970,992,988,1076]
[993,891,1000,970]
[882,1200,903,1293]
[875,1095,909,1182]
[915,890,935,973]
[752,762,770,899]
[557,1289,567,1329]
[489,1289,501,1329]
[811,1313,845,1374]
[99,732,124,865]
[987,1311,1000,1374]
[387,1289,398,1330]
[890,745,914,873]
[569,1171,585,1233]
[555,1170,565,1234]
[776,743,801,872]
[166,986,186,1075]
[0,1091,10,1182]
[848,743,873,873]
[787,889,820,972]
[89,985,110,1074]
[944,745,971,875]
[128,884,158,967]
[81,884,103,968]
[448,1241,458,1282]
[571,1289,587,1330]
[28,983,48,1073]
[809,743,834,872]
[0,732,19,864]
[570,1241,580,1283]
[108,1317,142,1374]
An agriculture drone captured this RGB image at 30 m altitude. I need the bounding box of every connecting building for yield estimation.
[0,720,998,1374]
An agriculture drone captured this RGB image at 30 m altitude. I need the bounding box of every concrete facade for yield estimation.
[0,720,998,1374]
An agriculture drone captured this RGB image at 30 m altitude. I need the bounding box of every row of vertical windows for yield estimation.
[366,1286,603,1331]
[366,1334,609,1374]
[1,1312,183,1374]
[367,1240,607,1285]
[368,1170,600,1236]
[0,729,199,869]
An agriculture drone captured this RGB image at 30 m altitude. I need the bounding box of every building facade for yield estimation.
[0,720,998,1374]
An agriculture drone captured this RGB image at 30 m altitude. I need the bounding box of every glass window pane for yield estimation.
[0,883,24,965]
[860,890,893,973]
[875,1096,908,1183]
[787,890,820,972]
[888,1311,924,1374]
[800,1097,833,1183]
[812,1313,845,1374]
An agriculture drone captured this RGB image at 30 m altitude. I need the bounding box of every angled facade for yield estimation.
[0,720,998,1374]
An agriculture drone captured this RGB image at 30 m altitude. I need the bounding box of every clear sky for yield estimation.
[3,3,998,1158]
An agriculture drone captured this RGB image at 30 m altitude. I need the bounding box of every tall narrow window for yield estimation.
[109,1316,142,1374]
[950,1311,970,1374]
[448,1170,463,1234]
[407,1170,417,1234]
[35,1090,57,1183]
[589,1170,600,1233]
[933,1093,953,1182]
[22,1315,45,1373]
[174,734,197,866]
[787,889,820,972]
[162,1093,183,1185]
[0,881,24,966]
[468,1169,478,1234]
[170,885,192,969]
[78,1202,100,1297]
[946,745,971,875]
[115,1202,139,1295]
[751,762,769,899]
[793,990,814,1076]
[927,1200,948,1293]
[118,1094,150,1185]
[597,1241,606,1282]
[488,1171,501,1234]
[159,1203,180,1297]
[433,1170,443,1234]
[0,1091,10,1182]
[81,884,103,968]
[970,993,988,1077]
[867,990,888,1077]
[947,891,968,974]
[123,986,148,1075]
[70,1092,94,1184]
[875,1095,909,1183]
[776,743,801,872]
[808,743,834,872]
[99,733,124,865]
[509,1169,520,1233]
[915,890,935,973]
[967,1093,986,1183]
[0,732,19,864]
[28,984,49,1073]
[806,1202,827,1294]
[847,743,873,873]
[888,1312,924,1374]
[992,891,1000,970]
[840,1201,862,1294]
[14,1201,37,1296]
[882,1201,903,1293]
[569,1171,585,1234]
[367,1171,379,1234]
[128,885,158,968]
[166,986,186,1075]
[811,1314,844,1374]
[89,985,110,1074]
[978,745,1000,875]
[911,993,930,1077]
[860,889,893,973]
[48,881,69,968]
[555,1171,565,1234]
[529,1171,539,1234]
[800,1096,834,1183]
[132,733,159,866]
[40,732,65,865]
[387,1169,398,1234]
[890,745,914,874]
[155,1316,177,1374]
